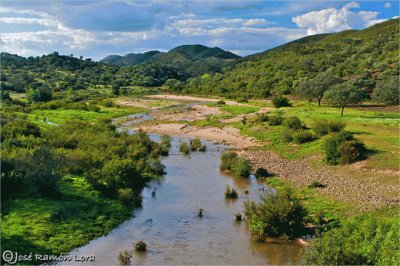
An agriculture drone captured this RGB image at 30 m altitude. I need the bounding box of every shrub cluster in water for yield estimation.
[244,188,306,240]
[325,131,366,165]
[220,151,251,177]
[225,185,238,199]
[179,138,207,155]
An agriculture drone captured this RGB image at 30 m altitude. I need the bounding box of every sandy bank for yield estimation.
[135,123,261,148]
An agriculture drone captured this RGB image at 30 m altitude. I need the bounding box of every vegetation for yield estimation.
[244,188,307,239]
[220,151,251,177]
[180,19,399,99]
[372,76,400,105]
[325,131,366,165]
[296,71,337,106]
[272,96,291,108]
[135,240,147,252]
[179,141,190,155]
[313,119,346,136]
[118,250,132,265]
[225,185,239,199]
[303,215,400,265]
[255,168,271,179]
[324,81,367,116]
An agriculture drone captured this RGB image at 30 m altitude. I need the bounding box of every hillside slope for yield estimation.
[181,18,399,98]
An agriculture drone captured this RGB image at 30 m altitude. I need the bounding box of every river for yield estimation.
[62,132,303,265]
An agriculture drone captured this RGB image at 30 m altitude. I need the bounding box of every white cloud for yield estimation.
[292,3,383,35]
[171,18,270,28]
[384,2,391,8]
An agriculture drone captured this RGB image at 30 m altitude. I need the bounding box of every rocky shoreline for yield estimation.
[240,149,399,211]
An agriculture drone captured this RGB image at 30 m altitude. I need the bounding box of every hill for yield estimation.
[100,51,163,66]
[180,18,399,99]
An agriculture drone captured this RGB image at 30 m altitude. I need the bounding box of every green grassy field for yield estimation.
[234,101,399,170]
[1,176,132,260]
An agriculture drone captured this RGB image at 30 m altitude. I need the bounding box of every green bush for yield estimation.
[244,188,306,238]
[303,215,400,265]
[313,120,346,136]
[220,151,238,171]
[118,250,132,265]
[292,131,315,144]
[338,140,366,164]
[117,188,135,205]
[189,138,203,151]
[225,185,238,199]
[268,115,284,126]
[308,181,326,188]
[100,99,114,107]
[255,113,269,123]
[255,167,271,178]
[146,158,166,175]
[179,141,190,155]
[216,100,226,105]
[272,96,290,108]
[232,158,251,177]
[325,132,365,165]
[284,116,303,130]
[282,130,293,143]
[135,240,147,252]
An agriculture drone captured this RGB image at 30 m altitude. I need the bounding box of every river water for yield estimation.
[63,134,303,265]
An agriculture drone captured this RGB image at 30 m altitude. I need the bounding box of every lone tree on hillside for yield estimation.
[324,81,367,117]
[296,71,338,106]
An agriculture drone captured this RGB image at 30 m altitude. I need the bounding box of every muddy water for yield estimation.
[63,136,303,265]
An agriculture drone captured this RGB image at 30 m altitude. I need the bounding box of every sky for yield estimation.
[0,1,398,60]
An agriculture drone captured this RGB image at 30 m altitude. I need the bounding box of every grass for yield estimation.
[220,105,260,115]
[265,177,351,222]
[1,176,132,263]
[234,101,399,170]
[27,106,146,128]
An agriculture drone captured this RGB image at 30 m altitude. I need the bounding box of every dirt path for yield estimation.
[240,150,399,210]
[146,94,245,106]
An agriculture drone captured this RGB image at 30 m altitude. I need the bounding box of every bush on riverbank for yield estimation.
[303,215,400,265]
[244,188,307,239]
[220,151,251,177]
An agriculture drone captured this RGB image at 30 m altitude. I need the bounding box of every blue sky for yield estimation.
[0,1,398,60]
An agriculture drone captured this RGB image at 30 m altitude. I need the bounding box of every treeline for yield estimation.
[174,19,399,105]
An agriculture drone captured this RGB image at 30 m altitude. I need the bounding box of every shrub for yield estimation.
[244,188,306,238]
[272,96,290,108]
[220,151,238,171]
[292,131,315,144]
[338,140,366,164]
[118,250,132,265]
[117,188,135,205]
[255,168,271,178]
[284,116,303,130]
[325,131,365,165]
[179,142,190,155]
[282,130,293,143]
[101,99,114,107]
[199,145,207,152]
[135,240,147,252]
[146,158,166,175]
[255,113,269,123]
[225,185,238,199]
[189,138,203,151]
[303,215,400,265]
[313,120,346,136]
[161,135,171,148]
[237,97,248,103]
[268,115,284,126]
[232,158,251,177]
[235,212,243,221]
[216,100,226,105]
[308,181,326,188]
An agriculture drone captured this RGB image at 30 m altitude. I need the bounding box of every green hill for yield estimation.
[181,18,399,99]
[100,51,163,66]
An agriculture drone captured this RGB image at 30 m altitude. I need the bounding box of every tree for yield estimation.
[371,76,399,105]
[324,81,367,116]
[296,71,337,106]
[26,84,52,102]
[112,84,120,95]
